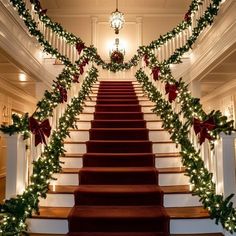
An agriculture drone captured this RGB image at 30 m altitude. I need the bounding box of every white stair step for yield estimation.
[52,173,79,186]
[164,194,201,207]
[84,100,154,106]
[65,130,89,142]
[64,142,179,154]
[77,113,94,120]
[149,130,170,142]
[52,172,188,186]
[39,194,74,207]
[170,219,223,234]
[155,156,182,168]
[159,172,189,186]
[27,218,222,234]
[75,120,91,129]
[60,157,83,168]
[65,130,171,143]
[153,142,179,154]
[64,143,86,153]
[146,121,163,129]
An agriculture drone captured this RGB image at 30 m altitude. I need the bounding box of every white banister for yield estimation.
[2,133,27,199]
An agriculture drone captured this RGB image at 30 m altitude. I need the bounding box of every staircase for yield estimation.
[27,79,223,235]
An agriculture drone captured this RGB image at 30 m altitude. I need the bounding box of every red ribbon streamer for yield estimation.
[151,67,160,81]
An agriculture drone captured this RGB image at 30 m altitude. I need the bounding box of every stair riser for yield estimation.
[159,173,189,186]
[68,217,169,232]
[39,193,201,208]
[27,219,68,234]
[77,112,158,121]
[84,100,154,106]
[27,218,223,234]
[170,219,223,234]
[60,157,181,169]
[82,106,153,113]
[64,143,178,154]
[79,171,158,185]
[155,157,182,168]
[66,130,170,142]
[164,194,201,207]
[74,121,163,129]
[51,173,189,186]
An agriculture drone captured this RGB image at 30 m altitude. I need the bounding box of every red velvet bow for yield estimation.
[144,54,149,66]
[193,117,216,145]
[29,117,51,146]
[57,83,67,103]
[73,73,80,83]
[39,8,47,16]
[184,11,191,22]
[165,82,179,103]
[79,59,89,75]
[76,42,85,55]
[151,67,160,81]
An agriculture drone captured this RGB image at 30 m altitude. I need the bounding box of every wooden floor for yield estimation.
[0,176,5,204]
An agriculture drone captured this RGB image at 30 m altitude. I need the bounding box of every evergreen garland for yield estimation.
[0,66,98,234]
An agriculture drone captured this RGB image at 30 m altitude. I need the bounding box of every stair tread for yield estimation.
[48,185,190,194]
[156,153,181,158]
[61,167,185,173]
[161,185,190,193]
[166,206,209,218]
[75,185,163,193]
[35,206,209,219]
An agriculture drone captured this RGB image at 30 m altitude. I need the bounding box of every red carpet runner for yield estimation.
[68,81,170,236]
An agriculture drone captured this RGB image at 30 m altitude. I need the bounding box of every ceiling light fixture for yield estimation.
[110,0,125,34]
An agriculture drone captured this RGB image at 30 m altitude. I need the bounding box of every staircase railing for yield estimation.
[18,0,217,66]
[1,0,236,234]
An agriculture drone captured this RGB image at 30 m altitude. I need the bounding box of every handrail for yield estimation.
[136,69,236,233]
[0,66,98,234]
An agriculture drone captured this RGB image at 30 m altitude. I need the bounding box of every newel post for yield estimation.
[215,132,236,205]
[3,133,27,199]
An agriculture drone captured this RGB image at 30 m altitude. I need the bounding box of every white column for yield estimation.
[136,17,143,46]
[3,133,27,199]
[91,17,98,47]
[216,133,236,205]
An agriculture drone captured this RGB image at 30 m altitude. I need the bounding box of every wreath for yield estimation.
[110,50,124,64]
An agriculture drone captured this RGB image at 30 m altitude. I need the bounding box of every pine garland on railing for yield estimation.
[12,0,216,72]
[0,66,98,235]
[136,69,236,233]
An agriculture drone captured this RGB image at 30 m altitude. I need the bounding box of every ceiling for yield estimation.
[200,49,236,97]
[0,50,36,97]
[40,0,191,16]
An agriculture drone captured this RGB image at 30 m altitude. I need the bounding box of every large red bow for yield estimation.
[151,67,160,81]
[57,83,67,103]
[29,117,51,146]
[76,42,85,55]
[73,73,80,83]
[165,82,179,103]
[184,11,191,22]
[144,54,149,66]
[193,117,216,145]
[79,59,89,75]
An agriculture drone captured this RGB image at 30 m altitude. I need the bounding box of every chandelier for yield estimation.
[110,38,125,64]
[110,0,125,34]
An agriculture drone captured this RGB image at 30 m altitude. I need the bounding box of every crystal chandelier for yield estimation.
[110,0,125,34]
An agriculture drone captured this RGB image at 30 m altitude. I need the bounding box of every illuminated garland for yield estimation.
[1,0,236,234]
[0,66,98,234]
[136,69,236,233]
